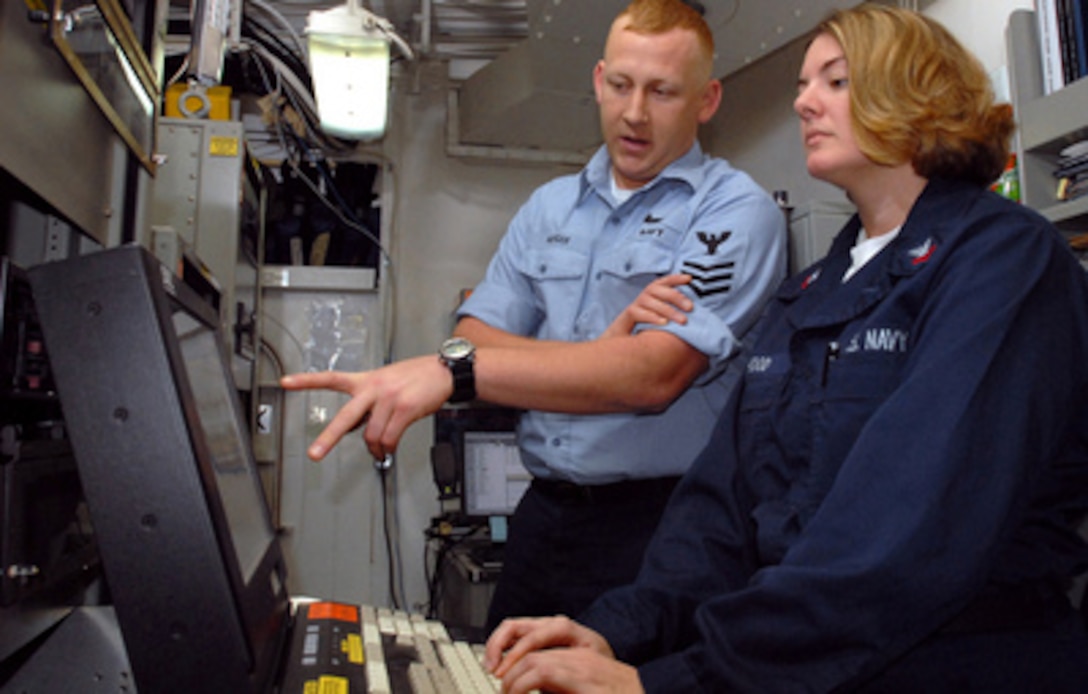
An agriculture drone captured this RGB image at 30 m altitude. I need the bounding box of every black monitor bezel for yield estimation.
[28,245,288,693]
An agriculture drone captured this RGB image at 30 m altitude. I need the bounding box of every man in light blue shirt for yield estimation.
[282,0,786,628]
[459,142,782,486]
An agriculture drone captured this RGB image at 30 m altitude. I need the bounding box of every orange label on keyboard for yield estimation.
[308,602,360,623]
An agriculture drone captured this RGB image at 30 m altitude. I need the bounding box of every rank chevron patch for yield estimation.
[682,259,735,297]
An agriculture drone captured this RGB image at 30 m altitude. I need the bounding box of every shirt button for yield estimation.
[538,264,547,274]
[624,261,632,272]
[551,438,562,447]
[595,271,603,280]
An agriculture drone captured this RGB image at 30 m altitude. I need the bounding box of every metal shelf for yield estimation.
[1008,9,1088,231]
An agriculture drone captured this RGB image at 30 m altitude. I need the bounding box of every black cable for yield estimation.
[289,130,365,227]
[426,533,460,620]
[236,48,322,145]
[377,463,406,610]
[239,14,311,91]
[422,523,486,620]
[228,20,333,150]
[252,54,354,158]
[281,127,386,255]
[424,531,453,619]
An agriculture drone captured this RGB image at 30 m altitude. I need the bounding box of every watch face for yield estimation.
[442,337,474,360]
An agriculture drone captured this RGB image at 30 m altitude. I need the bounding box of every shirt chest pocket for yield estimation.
[523,249,591,336]
[822,346,906,404]
[595,246,674,282]
[591,248,676,326]
[524,248,590,284]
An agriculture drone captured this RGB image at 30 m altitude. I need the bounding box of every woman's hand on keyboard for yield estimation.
[499,646,642,694]
[484,616,643,693]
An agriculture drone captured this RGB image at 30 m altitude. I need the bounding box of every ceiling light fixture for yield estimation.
[306,0,413,141]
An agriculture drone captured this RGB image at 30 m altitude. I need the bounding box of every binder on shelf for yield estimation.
[1058,0,1078,83]
[1038,0,1066,92]
[1010,7,1088,222]
[1036,0,1088,91]
[1074,0,1088,79]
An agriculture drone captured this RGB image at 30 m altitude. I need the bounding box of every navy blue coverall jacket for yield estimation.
[580,179,1088,691]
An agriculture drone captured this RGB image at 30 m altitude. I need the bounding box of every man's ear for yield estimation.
[592,60,606,104]
[698,79,723,123]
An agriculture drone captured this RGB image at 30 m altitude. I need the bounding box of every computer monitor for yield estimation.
[462,431,530,518]
[28,245,288,693]
[432,406,530,523]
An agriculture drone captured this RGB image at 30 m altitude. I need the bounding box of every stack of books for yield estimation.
[1055,140,1088,202]
[1036,0,1088,93]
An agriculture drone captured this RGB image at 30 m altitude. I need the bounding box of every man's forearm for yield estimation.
[465,330,708,414]
[454,316,559,350]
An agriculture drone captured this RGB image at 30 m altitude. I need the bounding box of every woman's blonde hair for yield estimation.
[817,3,1015,186]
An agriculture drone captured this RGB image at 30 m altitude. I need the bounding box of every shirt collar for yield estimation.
[781,178,982,302]
[580,142,706,203]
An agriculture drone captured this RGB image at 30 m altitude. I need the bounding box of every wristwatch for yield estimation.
[439,337,476,403]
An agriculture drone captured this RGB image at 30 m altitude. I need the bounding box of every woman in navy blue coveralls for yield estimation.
[484,5,1088,693]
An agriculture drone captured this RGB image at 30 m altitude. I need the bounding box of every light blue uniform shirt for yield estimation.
[458,143,786,484]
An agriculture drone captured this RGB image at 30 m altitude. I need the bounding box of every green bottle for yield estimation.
[993,154,1020,203]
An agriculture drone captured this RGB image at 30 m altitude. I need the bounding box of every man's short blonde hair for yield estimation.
[617,0,715,78]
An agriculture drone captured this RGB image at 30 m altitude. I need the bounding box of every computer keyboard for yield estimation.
[362,606,502,694]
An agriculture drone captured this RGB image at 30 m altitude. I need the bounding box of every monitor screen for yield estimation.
[171,310,271,582]
[463,431,530,517]
[28,245,288,693]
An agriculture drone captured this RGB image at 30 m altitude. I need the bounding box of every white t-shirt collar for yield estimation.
[842,225,901,282]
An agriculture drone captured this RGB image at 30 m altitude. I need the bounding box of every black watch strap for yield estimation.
[447,360,476,403]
